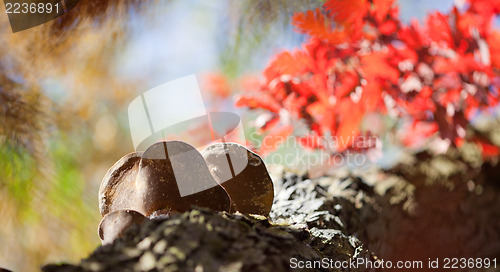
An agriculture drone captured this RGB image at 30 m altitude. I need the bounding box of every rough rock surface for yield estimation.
[42,209,372,272]
[43,150,500,272]
[267,150,500,272]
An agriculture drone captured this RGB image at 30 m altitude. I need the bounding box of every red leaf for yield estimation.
[264,51,310,80]
[237,0,500,158]
[234,94,281,113]
[464,96,480,120]
[393,46,418,65]
[324,0,368,41]
[283,93,308,118]
[475,139,500,158]
[292,9,345,43]
[379,20,398,35]
[361,81,382,112]
[292,9,325,35]
[467,0,500,17]
[306,101,336,133]
[263,117,280,132]
[426,12,453,48]
[309,74,330,104]
[335,98,364,151]
[361,52,399,83]
[455,137,465,148]
[335,72,358,99]
[437,89,461,107]
[399,20,427,49]
[400,87,435,119]
[434,54,480,75]
[488,31,500,69]
[420,86,433,99]
[324,0,368,26]
[373,0,395,23]
[456,9,491,39]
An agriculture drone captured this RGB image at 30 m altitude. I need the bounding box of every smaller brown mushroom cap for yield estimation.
[98,210,147,245]
[99,152,143,217]
[201,143,274,216]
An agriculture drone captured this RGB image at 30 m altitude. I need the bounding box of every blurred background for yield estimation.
[0,0,490,271]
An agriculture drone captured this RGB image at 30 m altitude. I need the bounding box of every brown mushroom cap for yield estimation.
[135,141,230,216]
[201,143,274,216]
[99,152,143,217]
[98,210,147,245]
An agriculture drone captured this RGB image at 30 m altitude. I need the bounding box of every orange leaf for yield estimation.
[361,81,382,112]
[264,51,310,80]
[292,8,345,43]
[324,0,368,41]
[335,98,364,151]
[373,0,395,23]
[361,52,399,83]
[335,72,358,99]
[306,101,336,134]
[234,94,281,113]
[292,9,326,36]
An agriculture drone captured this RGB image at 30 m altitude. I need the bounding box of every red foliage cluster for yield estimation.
[235,0,500,156]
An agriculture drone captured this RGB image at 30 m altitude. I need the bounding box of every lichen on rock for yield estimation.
[42,208,373,272]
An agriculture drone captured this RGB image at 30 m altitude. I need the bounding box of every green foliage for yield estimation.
[0,143,37,221]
